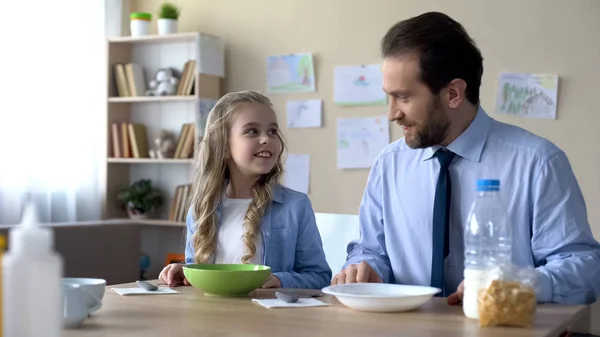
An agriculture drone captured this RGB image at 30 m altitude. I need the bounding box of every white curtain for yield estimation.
[0,0,121,224]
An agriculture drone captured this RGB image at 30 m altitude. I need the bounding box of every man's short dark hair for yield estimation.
[381,12,484,105]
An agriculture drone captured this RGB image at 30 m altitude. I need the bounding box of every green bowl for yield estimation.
[182,264,271,296]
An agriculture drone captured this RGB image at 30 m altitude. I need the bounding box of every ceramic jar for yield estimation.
[130,12,152,37]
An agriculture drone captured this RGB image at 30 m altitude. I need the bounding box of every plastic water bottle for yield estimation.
[3,202,63,337]
[463,179,512,319]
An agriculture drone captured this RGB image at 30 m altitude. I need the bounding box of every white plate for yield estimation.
[321,283,441,312]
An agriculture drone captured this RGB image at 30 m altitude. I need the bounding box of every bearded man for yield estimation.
[332,11,600,309]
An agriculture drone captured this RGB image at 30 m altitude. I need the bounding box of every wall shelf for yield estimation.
[107,32,201,45]
[108,96,196,103]
[109,218,186,227]
[107,158,193,164]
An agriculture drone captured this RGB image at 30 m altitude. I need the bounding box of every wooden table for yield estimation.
[64,282,588,337]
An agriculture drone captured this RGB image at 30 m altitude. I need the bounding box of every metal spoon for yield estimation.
[275,291,299,303]
[136,280,159,291]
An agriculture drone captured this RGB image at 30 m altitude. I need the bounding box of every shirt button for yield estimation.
[447,261,453,267]
[266,232,270,237]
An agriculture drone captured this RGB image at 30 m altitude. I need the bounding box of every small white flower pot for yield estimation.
[130,12,152,37]
[158,18,178,35]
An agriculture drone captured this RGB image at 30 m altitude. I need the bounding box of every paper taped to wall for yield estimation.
[284,154,310,194]
[337,117,389,169]
[495,72,558,119]
[196,99,217,138]
[198,34,225,78]
[333,65,387,106]
[267,53,316,94]
[286,99,322,128]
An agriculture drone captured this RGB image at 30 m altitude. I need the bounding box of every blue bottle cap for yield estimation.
[476,179,500,191]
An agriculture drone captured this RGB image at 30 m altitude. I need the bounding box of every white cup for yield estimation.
[62,283,88,329]
[62,278,105,314]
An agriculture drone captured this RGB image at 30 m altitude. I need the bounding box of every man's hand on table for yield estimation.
[447,280,464,305]
[331,261,382,284]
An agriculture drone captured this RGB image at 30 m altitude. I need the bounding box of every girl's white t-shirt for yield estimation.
[214,194,263,265]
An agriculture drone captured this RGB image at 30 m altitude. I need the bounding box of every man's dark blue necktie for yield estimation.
[431,149,456,297]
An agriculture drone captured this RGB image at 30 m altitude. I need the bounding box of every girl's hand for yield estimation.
[261,273,282,288]
[158,263,190,287]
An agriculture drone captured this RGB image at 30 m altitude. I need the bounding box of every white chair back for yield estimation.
[314,212,360,276]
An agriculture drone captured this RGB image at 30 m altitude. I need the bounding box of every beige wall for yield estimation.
[130,0,600,241]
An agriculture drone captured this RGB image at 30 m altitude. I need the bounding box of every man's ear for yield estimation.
[445,79,467,109]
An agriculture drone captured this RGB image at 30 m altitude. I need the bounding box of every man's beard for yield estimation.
[404,98,450,149]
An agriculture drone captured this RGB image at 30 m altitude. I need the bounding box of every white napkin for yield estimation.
[251,298,330,308]
[111,287,179,296]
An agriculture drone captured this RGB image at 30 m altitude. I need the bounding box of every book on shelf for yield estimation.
[110,122,196,159]
[110,122,149,158]
[173,123,196,159]
[177,60,196,96]
[112,60,196,98]
[169,183,192,222]
[113,62,147,97]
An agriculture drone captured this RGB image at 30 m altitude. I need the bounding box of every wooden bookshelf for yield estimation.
[107,158,194,164]
[112,219,186,227]
[108,95,197,103]
[101,31,225,221]
[107,31,201,44]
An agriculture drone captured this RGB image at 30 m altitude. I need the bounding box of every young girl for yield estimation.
[158,90,331,289]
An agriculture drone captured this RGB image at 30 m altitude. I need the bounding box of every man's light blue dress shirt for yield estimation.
[345,106,600,304]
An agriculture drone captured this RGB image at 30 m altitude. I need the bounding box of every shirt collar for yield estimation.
[423,105,491,163]
[221,180,284,203]
[272,184,283,203]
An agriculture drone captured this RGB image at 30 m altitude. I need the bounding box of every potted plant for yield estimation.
[157,2,180,35]
[118,179,163,219]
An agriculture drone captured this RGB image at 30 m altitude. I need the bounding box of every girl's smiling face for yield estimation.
[226,103,282,179]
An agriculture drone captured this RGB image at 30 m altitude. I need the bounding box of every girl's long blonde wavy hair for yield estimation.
[189,90,286,264]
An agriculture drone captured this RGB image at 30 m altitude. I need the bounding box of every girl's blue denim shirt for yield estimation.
[185,184,332,289]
